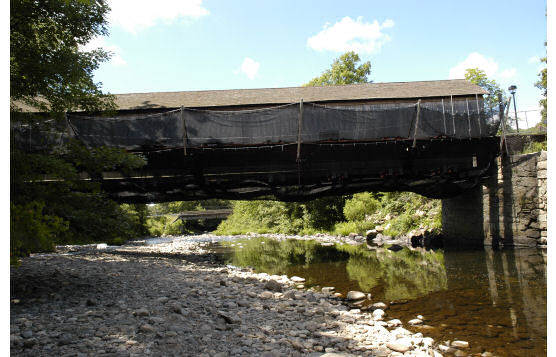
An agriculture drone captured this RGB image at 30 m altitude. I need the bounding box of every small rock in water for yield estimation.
[321,287,335,294]
[387,319,402,327]
[96,243,108,250]
[451,340,469,348]
[259,291,273,299]
[290,276,305,283]
[408,318,423,325]
[371,302,387,310]
[366,229,378,239]
[346,291,366,301]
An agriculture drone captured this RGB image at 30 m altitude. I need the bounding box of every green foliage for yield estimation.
[65,140,145,177]
[10,0,115,113]
[332,191,441,237]
[520,141,547,154]
[304,51,371,86]
[464,68,510,133]
[535,51,547,128]
[215,197,346,236]
[465,68,506,107]
[216,191,441,238]
[10,202,68,264]
[343,192,381,221]
[215,201,293,235]
[149,199,232,215]
[11,140,147,256]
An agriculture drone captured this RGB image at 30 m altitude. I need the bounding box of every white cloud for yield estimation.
[528,55,541,64]
[108,0,209,34]
[240,57,260,80]
[448,52,499,79]
[307,16,394,54]
[80,36,126,66]
[501,68,517,79]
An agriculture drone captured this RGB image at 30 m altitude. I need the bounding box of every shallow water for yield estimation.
[211,237,547,356]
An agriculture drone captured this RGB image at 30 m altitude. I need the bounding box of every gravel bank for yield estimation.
[11,236,449,357]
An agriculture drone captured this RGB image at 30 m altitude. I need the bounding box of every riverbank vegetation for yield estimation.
[214,192,441,238]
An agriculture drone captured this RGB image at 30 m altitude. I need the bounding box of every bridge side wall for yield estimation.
[482,151,547,247]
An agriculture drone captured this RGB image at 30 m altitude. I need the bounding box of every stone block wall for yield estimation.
[482,151,547,247]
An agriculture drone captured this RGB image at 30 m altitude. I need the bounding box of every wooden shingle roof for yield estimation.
[115,79,487,110]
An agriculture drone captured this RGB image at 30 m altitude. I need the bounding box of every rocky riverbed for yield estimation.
[11,235,476,356]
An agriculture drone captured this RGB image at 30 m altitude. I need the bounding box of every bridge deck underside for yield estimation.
[98,137,499,203]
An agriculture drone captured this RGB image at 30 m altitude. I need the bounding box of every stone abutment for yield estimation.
[442,151,547,248]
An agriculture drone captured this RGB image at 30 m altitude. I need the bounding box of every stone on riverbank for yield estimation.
[451,340,469,348]
[11,234,447,357]
[346,291,366,301]
[264,279,283,292]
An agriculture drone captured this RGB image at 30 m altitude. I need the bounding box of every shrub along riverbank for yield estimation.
[213,192,441,239]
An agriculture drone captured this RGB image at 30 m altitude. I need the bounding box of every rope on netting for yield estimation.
[441,98,447,136]
[450,95,456,136]
[181,106,187,156]
[296,99,303,162]
[412,99,421,148]
[466,98,471,139]
[475,93,482,136]
[67,108,182,121]
[182,102,298,114]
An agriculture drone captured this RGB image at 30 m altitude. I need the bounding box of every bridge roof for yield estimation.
[115,79,487,110]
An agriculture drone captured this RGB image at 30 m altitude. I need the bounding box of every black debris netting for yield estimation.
[302,103,416,141]
[68,110,184,150]
[43,98,500,151]
[184,103,299,146]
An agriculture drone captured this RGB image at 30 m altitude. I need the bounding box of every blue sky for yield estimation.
[86,0,547,127]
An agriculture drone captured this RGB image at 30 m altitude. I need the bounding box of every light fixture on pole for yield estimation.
[508,85,519,133]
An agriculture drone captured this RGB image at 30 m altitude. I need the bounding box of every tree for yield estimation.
[464,68,511,133]
[464,68,505,109]
[304,51,371,86]
[10,0,115,114]
[535,48,547,130]
[10,0,144,263]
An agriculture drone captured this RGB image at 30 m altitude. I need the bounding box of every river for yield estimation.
[206,236,547,356]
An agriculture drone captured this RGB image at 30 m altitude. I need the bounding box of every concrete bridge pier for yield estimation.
[442,184,485,248]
